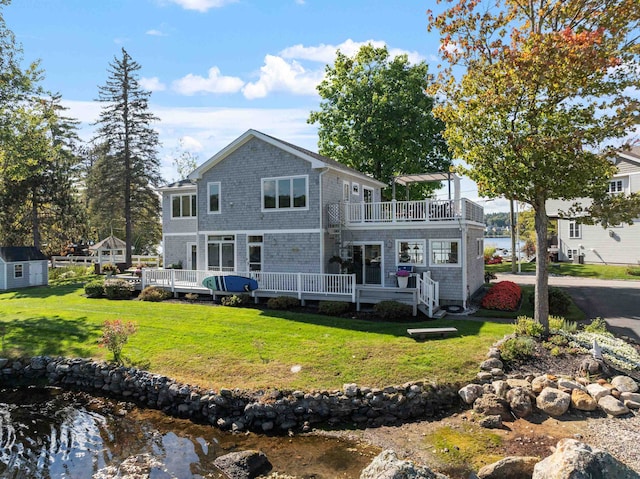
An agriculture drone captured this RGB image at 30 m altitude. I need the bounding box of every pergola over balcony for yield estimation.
[328,172,483,227]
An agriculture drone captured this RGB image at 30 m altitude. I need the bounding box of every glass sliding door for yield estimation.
[207,235,235,271]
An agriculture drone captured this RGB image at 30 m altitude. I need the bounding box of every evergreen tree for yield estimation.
[92,48,161,264]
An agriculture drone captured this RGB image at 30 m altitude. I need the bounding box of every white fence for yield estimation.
[142,269,357,301]
[417,272,440,317]
[51,255,161,268]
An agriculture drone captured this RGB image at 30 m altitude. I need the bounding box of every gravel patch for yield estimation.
[581,413,640,472]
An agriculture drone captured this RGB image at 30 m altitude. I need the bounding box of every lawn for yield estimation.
[486,261,640,280]
[0,281,513,391]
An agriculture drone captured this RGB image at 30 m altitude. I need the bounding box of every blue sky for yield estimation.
[5,0,504,210]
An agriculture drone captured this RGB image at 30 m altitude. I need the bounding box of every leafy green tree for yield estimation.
[92,48,161,263]
[308,44,450,198]
[429,0,640,332]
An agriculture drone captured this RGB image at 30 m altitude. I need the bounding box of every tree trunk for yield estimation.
[533,199,550,334]
[31,186,41,250]
[510,199,517,273]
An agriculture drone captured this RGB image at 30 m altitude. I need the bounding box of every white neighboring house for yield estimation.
[547,147,640,265]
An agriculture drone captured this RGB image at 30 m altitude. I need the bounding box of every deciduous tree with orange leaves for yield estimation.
[428,0,640,332]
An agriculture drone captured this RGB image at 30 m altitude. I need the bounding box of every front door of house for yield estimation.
[351,243,382,286]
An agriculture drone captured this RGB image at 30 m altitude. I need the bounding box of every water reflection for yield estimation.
[0,387,377,478]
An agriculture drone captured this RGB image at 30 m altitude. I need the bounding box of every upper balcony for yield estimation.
[327,198,484,228]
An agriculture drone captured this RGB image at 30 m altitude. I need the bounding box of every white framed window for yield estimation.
[247,235,263,272]
[396,239,426,267]
[342,180,351,202]
[171,193,196,218]
[262,175,308,210]
[207,182,221,214]
[352,182,360,196]
[429,239,461,266]
[569,221,581,239]
[608,179,624,194]
[14,264,23,278]
[567,249,578,260]
[363,186,374,203]
[207,235,235,271]
[477,238,484,258]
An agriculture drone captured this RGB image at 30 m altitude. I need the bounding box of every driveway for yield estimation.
[495,272,640,341]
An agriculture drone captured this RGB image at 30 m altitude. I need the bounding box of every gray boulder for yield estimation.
[586,383,611,402]
[598,395,630,416]
[459,384,484,405]
[507,387,533,418]
[478,415,503,429]
[611,375,639,393]
[532,438,640,479]
[536,387,570,416]
[473,393,512,421]
[478,456,539,479]
[359,450,449,479]
[213,450,271,479]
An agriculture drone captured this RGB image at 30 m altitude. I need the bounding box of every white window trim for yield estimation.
[261,175,309,212]
[429,239,462,267]
[170,193,197,219]
[342,180,351,203]
[568,221,581,239]
[395,239,427,267]
[207,181,221,214]
[352,182,360,196]
[476,238,484,259]
[14,263,23,279]
[567,249,578,260]
[206,235,236,271]
[247,235,264,272]
[608,179,624,194]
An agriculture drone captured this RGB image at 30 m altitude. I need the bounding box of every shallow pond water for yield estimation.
[0,387,379,478]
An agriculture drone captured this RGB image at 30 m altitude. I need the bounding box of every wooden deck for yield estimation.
[135,269,441,317]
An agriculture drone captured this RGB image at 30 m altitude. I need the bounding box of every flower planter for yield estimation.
[397,276,409,288]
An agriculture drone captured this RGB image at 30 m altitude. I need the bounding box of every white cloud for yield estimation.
[294,0,305,4]
[146,29,167,36]
[166,0,237,12]
[279,38,425,65]
[140,76,167,92]
[172,67,245,95]
[242,55,323,99]
[179,135,203,152]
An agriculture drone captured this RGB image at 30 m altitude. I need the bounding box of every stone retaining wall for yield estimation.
[0,356,460,433]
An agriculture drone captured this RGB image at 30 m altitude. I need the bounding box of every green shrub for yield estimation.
[549,316,577,333]
[583,317,610,335]
[138,286,172,302]
[373,301,413,321]
[548,334,569,346]
[318,301,351,316]
[266,296,300,310]
[527,287,572,315]
[221,294,251,307]
[84,279,105,298]
[513,316,544,337]
[550,346,562,357]
[626,266,640,276]
[104,279,134,300]
[101,263,119,274]
[500,336,537,362]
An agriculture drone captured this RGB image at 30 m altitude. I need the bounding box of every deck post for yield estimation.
[297,273,303,300]
[171,269,175,292]
[141,270,147,290]
[351,274,356,303]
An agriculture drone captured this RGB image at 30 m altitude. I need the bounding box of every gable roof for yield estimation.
[617,146,640,166]
[89,235,126,252]
[0,247,47,262]
[188,129,386,188]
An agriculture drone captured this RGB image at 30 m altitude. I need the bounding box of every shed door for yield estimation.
[29,262,43,286]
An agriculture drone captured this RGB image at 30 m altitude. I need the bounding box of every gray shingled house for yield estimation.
[0,247,49,290]
[156,129,485,313]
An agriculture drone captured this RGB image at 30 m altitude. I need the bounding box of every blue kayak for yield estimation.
[202,275,259,293]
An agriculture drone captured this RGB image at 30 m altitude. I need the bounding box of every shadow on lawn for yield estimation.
[0,315,99,358]
[257,308,491,339]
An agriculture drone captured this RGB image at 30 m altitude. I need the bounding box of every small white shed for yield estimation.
[89,235,126,265]
[0,247,49,290]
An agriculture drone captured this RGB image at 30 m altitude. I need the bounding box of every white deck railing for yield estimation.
[51,255,161,268]
[417,272,440,317]
[142,269,357,301]
[329,198,483,227]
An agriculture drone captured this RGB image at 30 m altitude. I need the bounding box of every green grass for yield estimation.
[486,261,640,280]
[473,285,586,322]
[0,281,513,391]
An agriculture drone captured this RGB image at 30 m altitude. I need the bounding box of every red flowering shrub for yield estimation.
[481,281,522,311]
[485,256,503,265]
